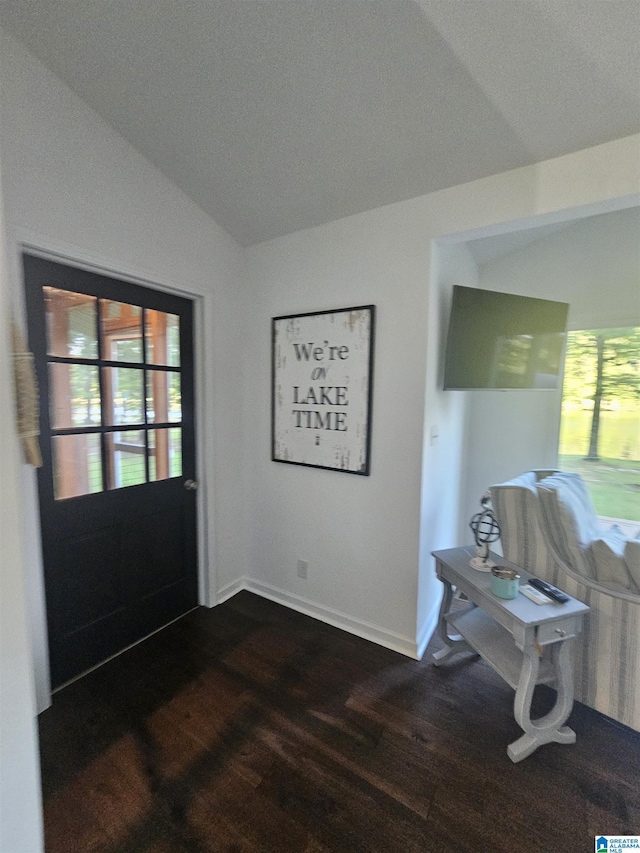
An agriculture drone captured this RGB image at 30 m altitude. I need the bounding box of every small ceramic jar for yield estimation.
[490,566,520,600]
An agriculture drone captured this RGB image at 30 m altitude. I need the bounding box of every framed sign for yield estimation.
[272,305,375,475]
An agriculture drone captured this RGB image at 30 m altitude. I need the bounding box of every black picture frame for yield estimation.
[272,305,375,475]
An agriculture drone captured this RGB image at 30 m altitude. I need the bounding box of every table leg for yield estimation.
[507,639,576,763]
[432,577,477,665]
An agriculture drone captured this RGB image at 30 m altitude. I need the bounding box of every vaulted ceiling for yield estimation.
[1,1,638,245]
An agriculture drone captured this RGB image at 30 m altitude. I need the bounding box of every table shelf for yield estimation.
[447,607,555,690]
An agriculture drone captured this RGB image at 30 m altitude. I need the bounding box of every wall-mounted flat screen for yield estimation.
[444,286,569,390]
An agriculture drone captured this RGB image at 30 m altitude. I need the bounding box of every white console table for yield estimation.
[432,547,590,762]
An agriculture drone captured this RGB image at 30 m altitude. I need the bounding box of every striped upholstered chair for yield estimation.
[490,470,640,733]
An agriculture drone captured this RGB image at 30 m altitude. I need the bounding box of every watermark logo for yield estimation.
[595,838,640,851]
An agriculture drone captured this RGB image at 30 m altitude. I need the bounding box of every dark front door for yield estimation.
[24,254,198,687]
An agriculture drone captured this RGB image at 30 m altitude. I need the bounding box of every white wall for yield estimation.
[0,146,44,851]
[459,388,562,543]
[243,207,431,653]
[0,29,248,714]
[245,136,640,658]
[417,242,476,644]
[477,206,640,331]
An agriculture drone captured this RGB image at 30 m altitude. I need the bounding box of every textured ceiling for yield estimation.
[1,1,639,245]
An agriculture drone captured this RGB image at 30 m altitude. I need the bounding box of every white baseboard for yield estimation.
[215,577,245,605]
[220,576,419,659]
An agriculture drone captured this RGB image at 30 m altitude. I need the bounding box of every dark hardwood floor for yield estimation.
[38,592,640,853]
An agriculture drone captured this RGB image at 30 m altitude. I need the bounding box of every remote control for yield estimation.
[527,577,569,603]
[520,584,553,605]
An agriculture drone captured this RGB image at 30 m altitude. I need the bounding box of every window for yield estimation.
[558,327,640,526]
[44,287,183,499]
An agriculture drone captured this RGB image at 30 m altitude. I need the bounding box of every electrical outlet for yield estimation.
[297,559,308,579]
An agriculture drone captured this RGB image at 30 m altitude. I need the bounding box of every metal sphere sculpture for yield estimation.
[469,492,501,572]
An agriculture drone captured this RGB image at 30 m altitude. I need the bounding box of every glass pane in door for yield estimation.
[106,430,146,489]
[52,433,102,499]
[45,287,97,358]
[168,428,182,477]
[146,371,181,423]
[102,367,144,425]
[49,363,100,429]
[100,300,143,362]
[146,310,180,366]
[149,428,182,481]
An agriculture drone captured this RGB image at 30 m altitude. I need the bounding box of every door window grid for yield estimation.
[45,287,182,499]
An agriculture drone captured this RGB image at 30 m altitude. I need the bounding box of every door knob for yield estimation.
[183,479,199,491]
